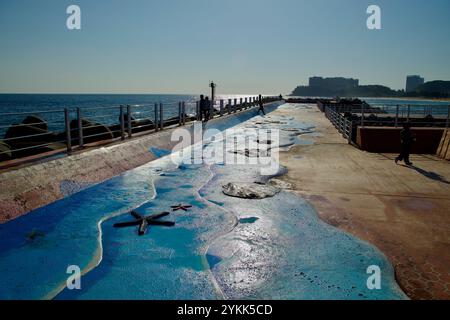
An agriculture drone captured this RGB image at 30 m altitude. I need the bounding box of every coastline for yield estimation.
[288,95,450,103]
[363,96,450,103]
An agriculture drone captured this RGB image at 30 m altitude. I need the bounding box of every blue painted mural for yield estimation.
[0,104,407,300]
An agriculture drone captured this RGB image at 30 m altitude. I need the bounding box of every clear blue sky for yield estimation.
[0,0,449,94]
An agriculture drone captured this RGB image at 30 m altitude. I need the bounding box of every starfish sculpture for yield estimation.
[171,204,192,212]
[113,211,175,236]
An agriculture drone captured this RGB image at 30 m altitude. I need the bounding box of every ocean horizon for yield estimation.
[1,94,448,137]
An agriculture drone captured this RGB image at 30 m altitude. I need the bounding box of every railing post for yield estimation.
[120,105,126,139]
[234,99,237,113]
[210,99,214,119]
[239,98,243,111]
[77,107,84,148]
[228,99,232,114]
[395,105,399,128]
[361,103,365,128]
[245,97,248,109]
[446,105,450,129]
[195,101,200,121]
[64,108,72,155]
[154,103,159,132]
[182,101,186,125]
[220,99,224,117]
[159,103,164,130]
[127,105,132,138]
[178,102,182,126]
[347,120,353,143]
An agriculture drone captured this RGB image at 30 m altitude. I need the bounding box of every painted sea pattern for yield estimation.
[0,104,407,300]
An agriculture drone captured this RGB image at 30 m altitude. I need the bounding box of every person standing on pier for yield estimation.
[258,94,266,116]
[199,95,208,122]
[395,122,415,166]
[204,96,211,121]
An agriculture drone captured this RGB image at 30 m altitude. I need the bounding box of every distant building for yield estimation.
[405,75,425,92]
[309,77,359,90]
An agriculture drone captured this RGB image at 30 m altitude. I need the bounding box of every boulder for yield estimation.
[222,182,280,199]
[69,118,114,144]
[109,114,155,137]
[129,118,155,134]
[0,140,12,162]
[3,117,59,158]
[21,115,48,131]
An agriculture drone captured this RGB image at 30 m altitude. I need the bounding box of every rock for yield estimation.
[109,117,155,138]
[21,115,48,131]
[69,118,114,144]
[118,114,155,134]
[4,121,55,143]
[0,140,12,162]
[222,182,280,199]
[4,117,60,158]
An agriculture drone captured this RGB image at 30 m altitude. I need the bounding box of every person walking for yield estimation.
[395,122,415,166]
[258,94,266,116]
[199,95,208,122]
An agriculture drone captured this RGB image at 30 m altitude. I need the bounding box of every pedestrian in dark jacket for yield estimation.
[199,95,208,122]
[204,96,211,121]
[258,94,266,115]
[395,122,415,166]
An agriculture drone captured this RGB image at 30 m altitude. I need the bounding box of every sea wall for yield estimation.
[356,126,444,154]
[0,102,281,223]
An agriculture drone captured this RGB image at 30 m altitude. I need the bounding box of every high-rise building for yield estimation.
[406,75,425,92]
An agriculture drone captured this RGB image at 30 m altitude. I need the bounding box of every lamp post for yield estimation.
[209,81,216,102]
[209,81,217,118]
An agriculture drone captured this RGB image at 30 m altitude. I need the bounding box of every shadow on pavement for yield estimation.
[401,164,450,185]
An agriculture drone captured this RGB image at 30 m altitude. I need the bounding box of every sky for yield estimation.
[0,0,449,94]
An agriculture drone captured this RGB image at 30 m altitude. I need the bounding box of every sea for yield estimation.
[0,94,257,136]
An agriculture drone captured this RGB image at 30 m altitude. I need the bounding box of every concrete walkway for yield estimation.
[278,104,450,300]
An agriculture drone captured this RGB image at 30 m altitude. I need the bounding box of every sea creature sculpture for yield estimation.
[113,211,175,236]
[171,204,193,212]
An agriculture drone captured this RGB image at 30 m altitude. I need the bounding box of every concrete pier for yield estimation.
[1,101,449,300]
[277,104,450,300]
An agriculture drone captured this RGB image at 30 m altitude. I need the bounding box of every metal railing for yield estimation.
[323,103,450,144]
[322,103,450,128]
[0,95,280,164]
[324,106,354,143]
